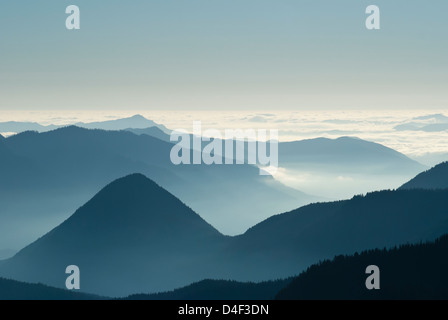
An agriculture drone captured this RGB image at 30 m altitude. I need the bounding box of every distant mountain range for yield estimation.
[127,123,424,174]
[141,125,427,198]
[2,114,423,175]
[395,123,448,132]
[125,126,172,142]
[0,115,427,206]
[276,137,426,199]
[2,172,448,296]
[276,234,448,300]
[4,233,448,300]
[0,115,444,298]
[394,114,448,133]
[400,161,448,190]
[127,126,426,199]
[279,136,424,173]
[0,115,170,134]
[0,125,313,251]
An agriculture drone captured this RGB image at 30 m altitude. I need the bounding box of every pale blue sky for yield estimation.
[0,1,447,110]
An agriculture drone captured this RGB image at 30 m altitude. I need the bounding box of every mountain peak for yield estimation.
[69,173,213,229]
[129,114,147,120]
[336,136,362,141]
[14,172,223,255]
[1,173,224,296]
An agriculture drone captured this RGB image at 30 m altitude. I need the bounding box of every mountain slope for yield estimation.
[125,279,291,300]
[0,121,57,133]
[400,161,448,190]
[276,234,448,300]
[75,114,170,133]
[0,125,424,248]
[221,189,448,282]
[125,131,425,199]
[0,126,310,249]
[3,176,448,297]
[279,137,423,172]
[0,277,103,300]
[275,137,426,199]
[0,174,227,297]
[0,115,168,134]
[0,276,289,300]
[125,126,172,142]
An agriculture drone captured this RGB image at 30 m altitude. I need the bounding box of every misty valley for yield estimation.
[1,0,447,304]
[0,115,448,300]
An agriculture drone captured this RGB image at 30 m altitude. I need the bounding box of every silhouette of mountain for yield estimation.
[221,188,448,283]
[394,114,448,132]
[0,277,103,300]
[274,136,426,202]
[0,115,169,134]
[395,123,448,132]
[125,279,291,300]
[125,126,172,142]
[75,115,170,133]
[0,174,228,296]
[0,126,311,249]
[121,131,423,174]
[0,249,16,260]
[2,174,448,297]
[400,161,448,190]
[414,114,448,122]
[0,275,289,300]
[279,137,424,173]
[124,131,425,198]
[0,121,57,133]
[276,234,448,300]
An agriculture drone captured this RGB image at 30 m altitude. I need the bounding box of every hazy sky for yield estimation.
[0,1,447,110]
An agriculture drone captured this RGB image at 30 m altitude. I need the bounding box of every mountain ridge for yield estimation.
[276,234,448,300]
[0,125,311,248]
[3,174,448,296]
[400,161,448,190]
[0,277,104,300]
[0,114,169,135]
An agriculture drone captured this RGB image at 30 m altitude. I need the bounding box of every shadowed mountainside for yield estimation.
[0,174,227,296]
[276,234,448,300]
[0,277,103,300]
[0,114,169,134]
[124,279,291,300]
[2,174,448,296]
[220,187,448,283]
[125,126,172,142]
[400,161,448,190]
[0,276,289,300]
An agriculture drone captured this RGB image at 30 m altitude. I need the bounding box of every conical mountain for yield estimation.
[0,174,226,297]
